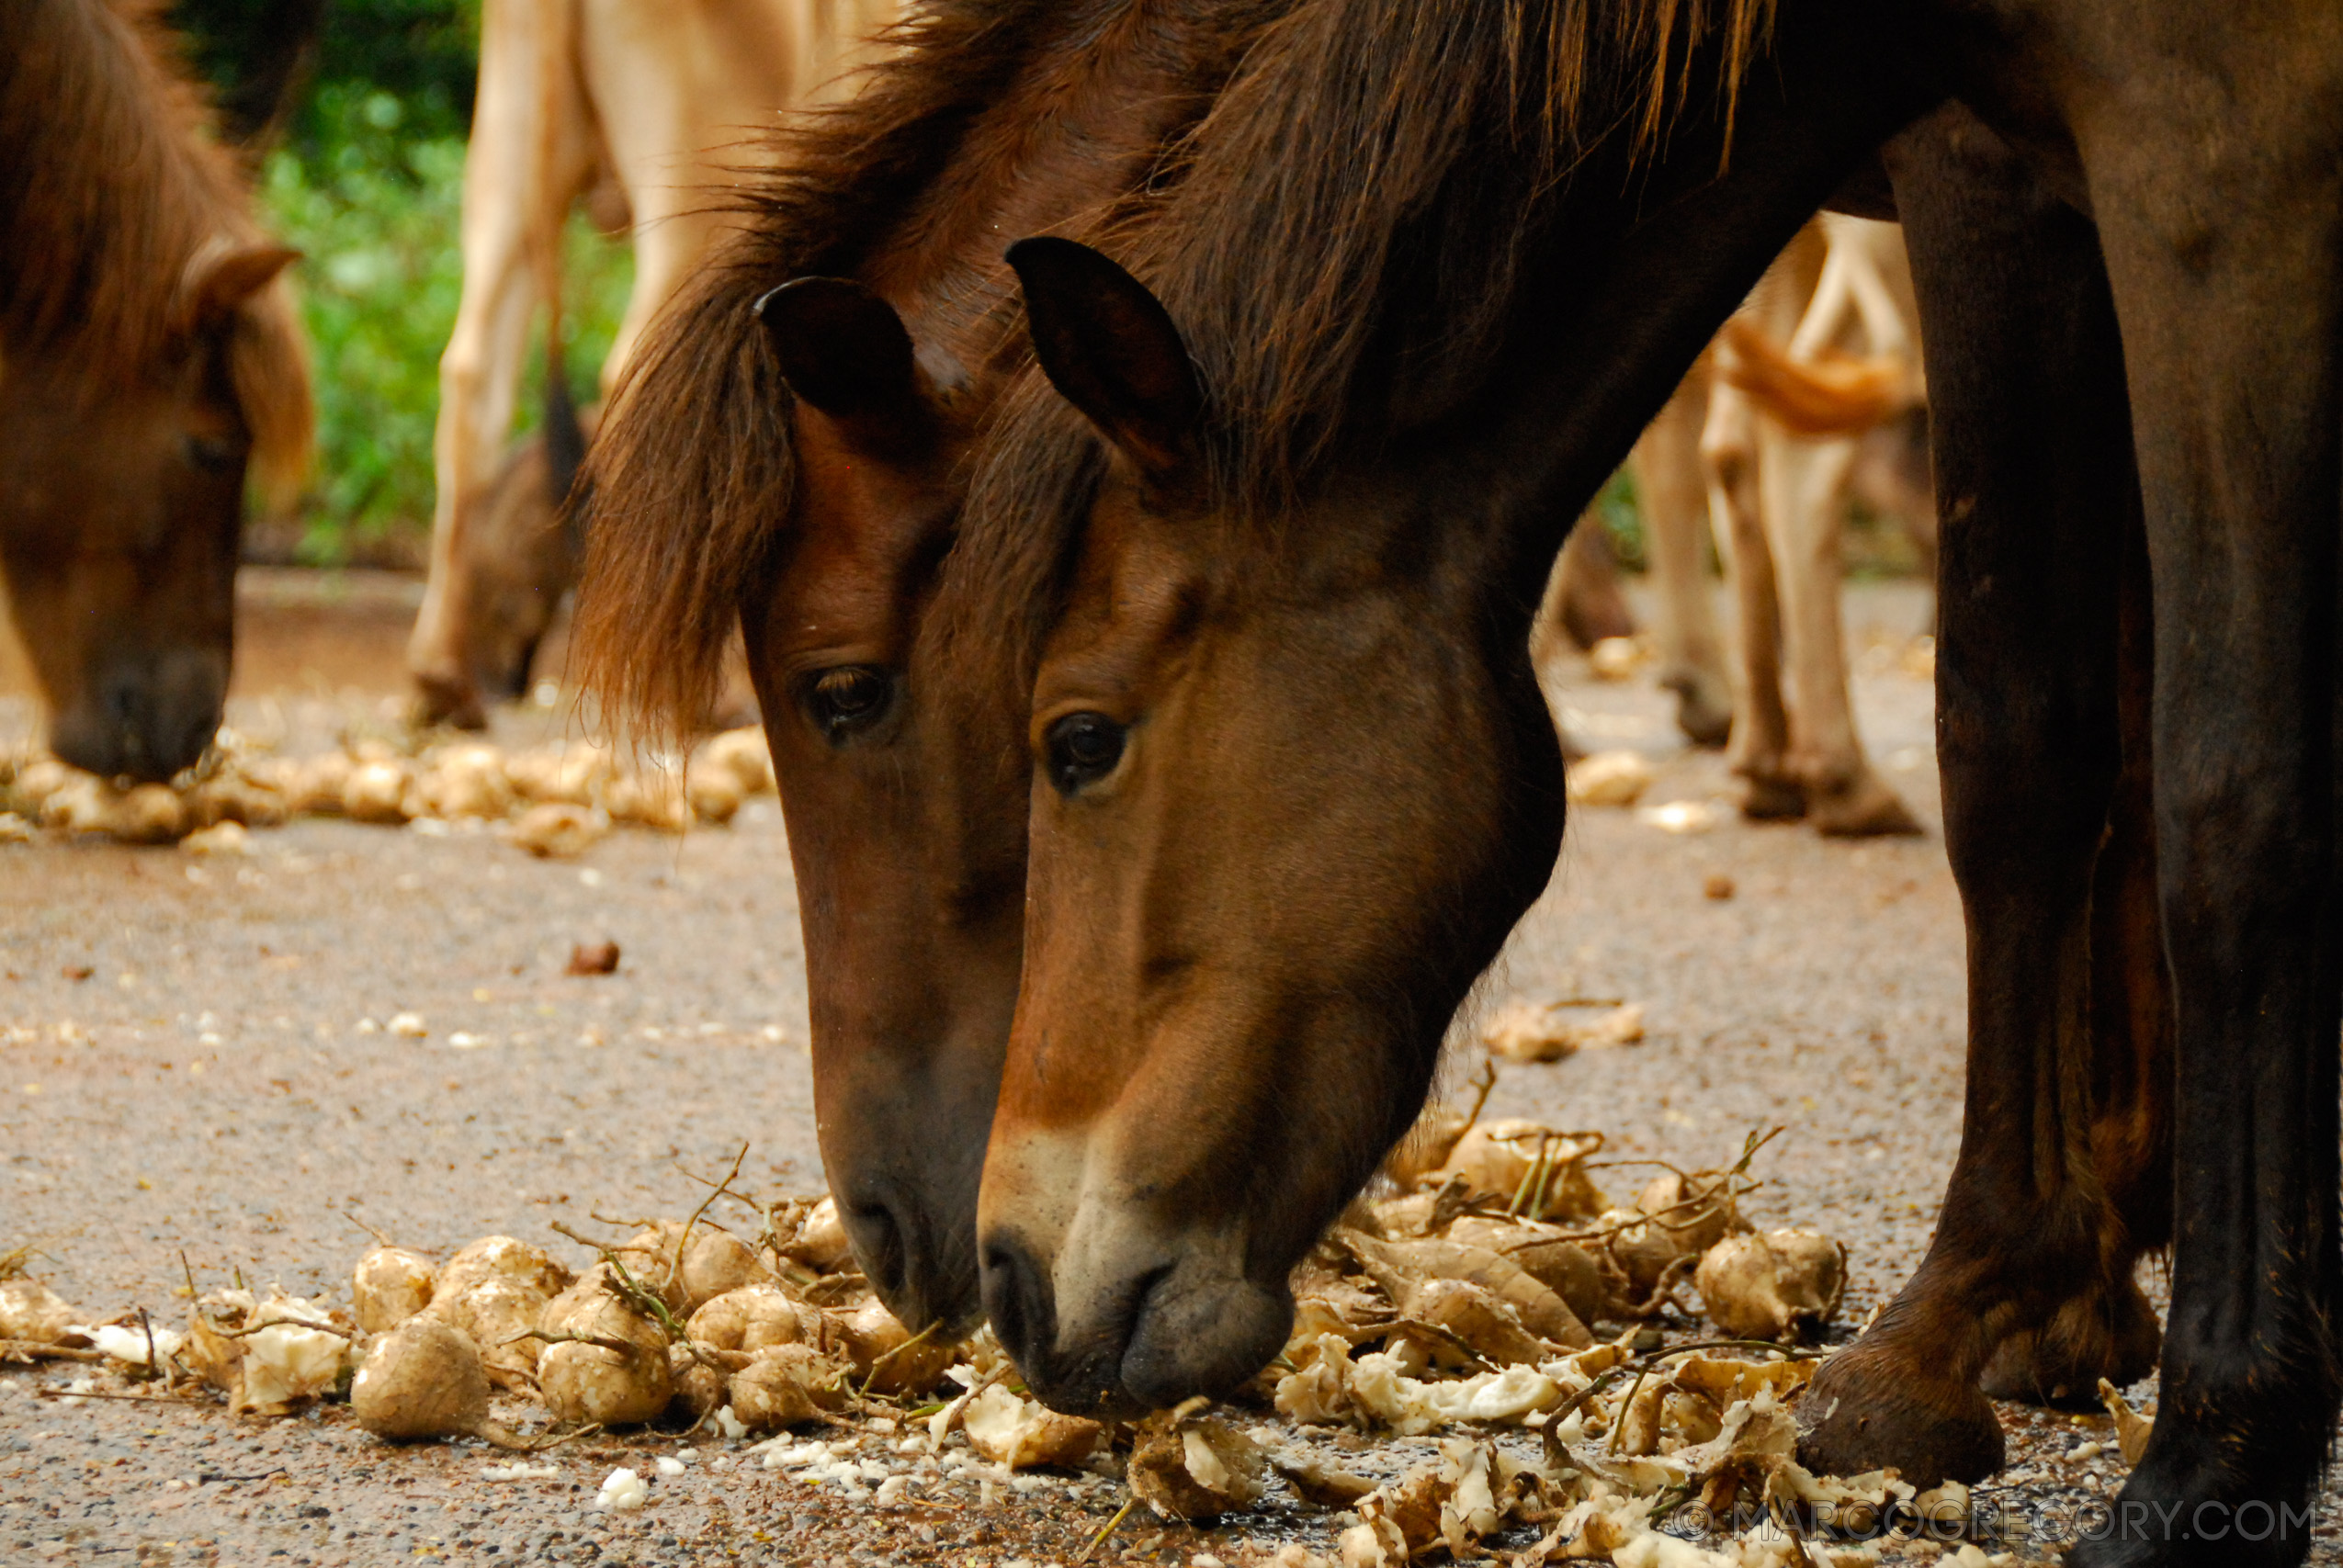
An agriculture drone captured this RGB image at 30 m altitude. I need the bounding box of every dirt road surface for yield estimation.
[5,577,2338,1566]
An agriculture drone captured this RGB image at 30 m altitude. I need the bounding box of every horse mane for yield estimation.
[948,0,1773,690]
[572,0,1098,741]
[0,0,311,502]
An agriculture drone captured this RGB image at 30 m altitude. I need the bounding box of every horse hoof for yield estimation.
[1979,1277,2161,1407]
[1808,773,1923,837]
[1739,774,1807,821]
[1797,1351,2002,1489]
[1658,671,1733,750]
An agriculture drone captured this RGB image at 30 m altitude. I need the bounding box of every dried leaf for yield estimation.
[1342,1230,1590,1348]
[2098,1378,2154,1466]
[1128,1409,1267,1520]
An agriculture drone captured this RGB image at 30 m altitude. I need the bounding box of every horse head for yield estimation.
[736,276,1028,1336]
[974,240,1566,1415]
[419,380,596,728]
[0,243,302,782]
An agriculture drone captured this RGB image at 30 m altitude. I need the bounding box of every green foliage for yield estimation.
[258,83,634,563]
[173,0,481,145]
[1593,466,1647,572]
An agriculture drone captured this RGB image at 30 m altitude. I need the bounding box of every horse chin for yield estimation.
[480,637,540,705]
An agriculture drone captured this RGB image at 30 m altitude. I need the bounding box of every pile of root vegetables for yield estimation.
[0,1089,2091,1566]
[0,726,774,852]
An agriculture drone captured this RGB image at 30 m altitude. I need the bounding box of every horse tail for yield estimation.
[1717,316,1912,438]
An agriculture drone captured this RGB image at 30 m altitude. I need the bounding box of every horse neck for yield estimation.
[0,0,245,371]
[864,0,1283,382]
[1211,0,1938,604]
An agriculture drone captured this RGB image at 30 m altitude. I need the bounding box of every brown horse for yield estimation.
[966,0,2339,1556]
[574,0,1294,1334]
[0,0,311,782]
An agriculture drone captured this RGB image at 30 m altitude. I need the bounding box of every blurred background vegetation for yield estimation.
[173,0,633,566]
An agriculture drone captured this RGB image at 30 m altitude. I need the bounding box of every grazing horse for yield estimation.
[573,0,1296,1335]
[0,0,311,782]
[410,0,896,728]
[963,0,2338,1556]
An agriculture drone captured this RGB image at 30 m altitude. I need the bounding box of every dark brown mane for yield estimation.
[573,0,1284,741]
[948,0,1773,685]
[572,0,1094,740]
[0,0,311,499]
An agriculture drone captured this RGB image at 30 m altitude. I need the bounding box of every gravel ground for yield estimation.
[5,576,2340,1566]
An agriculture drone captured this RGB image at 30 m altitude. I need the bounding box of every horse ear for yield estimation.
[184,243,300,328]
[755,276,927,425]
[1007,237,1201,478]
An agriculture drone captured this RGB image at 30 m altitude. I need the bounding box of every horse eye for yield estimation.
[807,665,892,739]
[186,434,241,474]
[1045,712,1127,794]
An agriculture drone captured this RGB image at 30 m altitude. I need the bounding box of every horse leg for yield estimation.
[2063,71,2343,1568]
[1800,105,2141,1487]
[576,0,779,394]
[1976,501,2169,1407]
[1635,363,1734,747]
[413,0,593,726]
[1756,422,1920,836]
[1703,362,1801,818]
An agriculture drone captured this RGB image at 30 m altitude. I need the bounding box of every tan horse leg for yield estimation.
[577,0,807,398]
[1634,362,1734,747]
[413,0,595,726]
[1757,421,1919,835]
[1703,356,1802,818]
[1707,228,1827,818]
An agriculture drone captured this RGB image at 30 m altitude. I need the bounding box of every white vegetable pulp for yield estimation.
[594,1468,650,1510]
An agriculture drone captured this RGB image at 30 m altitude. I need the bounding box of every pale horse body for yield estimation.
[408,0,896,725]
[1610,214,1931,835]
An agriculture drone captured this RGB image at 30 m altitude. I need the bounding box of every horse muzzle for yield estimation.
[50,652,225,783]
[835,1175,985,1339]
[979,1213,1291,1417]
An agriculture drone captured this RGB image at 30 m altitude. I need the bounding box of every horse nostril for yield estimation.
[980,1234,1055,1371]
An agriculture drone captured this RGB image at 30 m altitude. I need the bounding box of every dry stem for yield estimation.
[667,1141,750,1303]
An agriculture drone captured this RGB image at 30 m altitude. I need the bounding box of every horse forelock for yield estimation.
[572,260,800,749]
[572,0,1236,743]
[950,0,1777,686]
